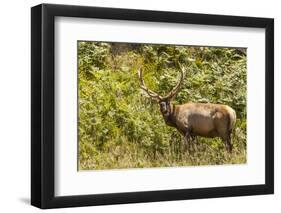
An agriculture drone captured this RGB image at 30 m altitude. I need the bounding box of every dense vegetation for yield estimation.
[78,41,247,170]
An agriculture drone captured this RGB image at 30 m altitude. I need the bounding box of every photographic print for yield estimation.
[78,41,247,170]
[31,4,273,208]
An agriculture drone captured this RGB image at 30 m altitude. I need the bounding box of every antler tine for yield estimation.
[137,68,162,100]
[163,63,186,100]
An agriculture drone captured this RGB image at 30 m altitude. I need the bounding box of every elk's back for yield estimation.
[175,103,236,138]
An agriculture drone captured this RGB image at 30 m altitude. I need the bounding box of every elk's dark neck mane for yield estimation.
[163,103,177,128]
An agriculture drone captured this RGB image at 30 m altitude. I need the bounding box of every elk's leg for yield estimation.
[190,135,197,152]
[183,128,191,153]
[215,116,232,153]
[226,133,232,153]
[221,134,232,153]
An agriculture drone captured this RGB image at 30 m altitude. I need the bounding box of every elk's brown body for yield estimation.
[138,65,236,153]
[163,102,236,152]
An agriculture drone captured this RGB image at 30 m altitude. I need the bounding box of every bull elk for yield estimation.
[137,65,236,153]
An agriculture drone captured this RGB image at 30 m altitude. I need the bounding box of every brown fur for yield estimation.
[162,102,236,153]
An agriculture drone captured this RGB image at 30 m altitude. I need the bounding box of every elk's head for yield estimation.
[137,65,186,117]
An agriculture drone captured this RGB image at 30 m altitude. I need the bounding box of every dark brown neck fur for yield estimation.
[162,103,178,128]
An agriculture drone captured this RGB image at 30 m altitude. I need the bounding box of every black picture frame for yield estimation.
[31,3,274,209]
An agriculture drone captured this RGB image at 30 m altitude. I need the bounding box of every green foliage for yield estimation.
[78,42,247,170]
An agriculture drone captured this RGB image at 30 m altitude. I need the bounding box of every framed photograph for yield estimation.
[31,3,274,209]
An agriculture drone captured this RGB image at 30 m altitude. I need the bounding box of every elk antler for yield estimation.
[137,64,186,101]
[137,68,163,101]
[163,64,186,100]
